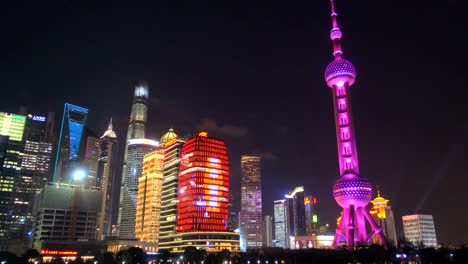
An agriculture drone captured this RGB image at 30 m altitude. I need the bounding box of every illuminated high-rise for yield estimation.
[263,215,273,247]
[118,81,150,237]
[370,189,397,247]
[240,155,263,250]
[0,113,26,250]
[135,148,164,251]
[323,0,385,248]
[81,127,101,188]
[273,199,289,248]
[162,132,239,253]
[304,195,319,235]
[286,186,306,236]
[402,214,437,248]
[53,103,88,183]
[118,139,158,238]
[96,119,118,240]
[157,128,186,250]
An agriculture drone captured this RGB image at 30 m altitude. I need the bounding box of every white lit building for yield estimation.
[402,214,437,248]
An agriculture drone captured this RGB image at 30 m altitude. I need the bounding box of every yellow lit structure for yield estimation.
[135,148,164,247]
[369,187,398,247]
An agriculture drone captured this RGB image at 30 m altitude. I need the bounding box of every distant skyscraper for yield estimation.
[135,148,164,249]
[273,199,288,248]
[96,119,118,240]
[402,214,437,248]
[164,132,239,253]
[158,129,186,250]
[370,189,397,247]
[263,215,273,247]
[118,82,150,237]
[227,194,239,231]
[118,139,158,238]
[240,155,263,251]
[304,196,319,235]
[53,103,88,183]
[0,112,26,251]
[286,186,306,236]
[81,127,101,188]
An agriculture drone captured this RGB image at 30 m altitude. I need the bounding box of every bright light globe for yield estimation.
[324,58,356,87]
[333,173,372,208]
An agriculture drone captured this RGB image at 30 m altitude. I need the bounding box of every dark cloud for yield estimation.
[197,118,248,138]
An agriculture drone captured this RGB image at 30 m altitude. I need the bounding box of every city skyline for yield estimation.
[0,0,466,245]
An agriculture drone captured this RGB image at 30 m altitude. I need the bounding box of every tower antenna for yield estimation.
[329,0,343,60]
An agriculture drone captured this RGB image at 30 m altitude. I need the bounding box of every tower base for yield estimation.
[333,205,386,250]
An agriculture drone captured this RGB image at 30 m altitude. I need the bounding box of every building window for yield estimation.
[339,113,349,125]
[340,127,350,140]
[336,87,346,97]
[338,99,347,111]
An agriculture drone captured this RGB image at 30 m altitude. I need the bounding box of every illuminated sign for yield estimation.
[313,214,318,223]
[128,138,159,147]
[198,131,208,137]
[27,114,46,122]
[40,250,78,256]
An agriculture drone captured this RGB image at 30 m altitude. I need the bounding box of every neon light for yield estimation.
[40,250,78,256]
[198,131,208,137]
[337,81,344,87]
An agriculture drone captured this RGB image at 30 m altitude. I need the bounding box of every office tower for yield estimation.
[0,112,26,251]
[304,196,319,235]
[402,214,437,248]
[323,1,385,249]
[158,128,186,249]
[53,103,88,183]
[227,194,239,231]
[118,139,158,238]
[162,132,239,253]
[32,184,102,250]
[96,119,118,240]
[118,82,150,237]
[81,127,101,188]
[286,186,306,236]
[240,155,263,250]
[263,215,273,247]
[370,189,398,247]
[273,199,288,248]
[135,148,164,247]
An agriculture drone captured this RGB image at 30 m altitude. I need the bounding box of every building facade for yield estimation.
[402,214,437,248]
[240,155,263,250]
[286,186,306,236]
[162,132,239,253]
[135,148,164,246]
[96,119,118,240]
[304,195,319,235]
[370,190,398,247]
[32,184,102,250]
[263,215,273,247]
[273,199,288,248]
[157,129,186,250]
[118,139,158,239]
[81,128,101,188]
[53,103,88,183]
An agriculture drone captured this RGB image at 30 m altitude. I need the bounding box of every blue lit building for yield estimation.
[53,103,88,183]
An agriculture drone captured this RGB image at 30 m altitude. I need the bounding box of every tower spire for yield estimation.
[108,117,113,130]
[329,0,343,60]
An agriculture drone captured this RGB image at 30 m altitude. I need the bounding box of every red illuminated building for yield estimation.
[177,132,229,232]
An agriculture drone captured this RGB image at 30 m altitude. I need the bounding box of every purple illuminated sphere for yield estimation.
[324,58,356,87]
[333,174,372,208]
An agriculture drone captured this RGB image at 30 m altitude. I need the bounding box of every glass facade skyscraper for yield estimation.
[286,186,306,236]
[53,103,88,183]
[273,199,288,248]
[240,155,263,250]
[118,139,158,238]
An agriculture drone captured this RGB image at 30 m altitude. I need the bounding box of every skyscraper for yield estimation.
[304,196,319,235]
[81,127,101,188]
[273,199,288,248]
[96,119,118,240]
[402,214,437,248]
[118,139,158,238]
[370,189,398,247]
[0,112,26,250]
[286,186,306,236]
[163,132,239,253]
[240,155,263,250]
[135,148,164,249]
[53,103,88,183]
[263,215,273,247]
[118,82,150,238]
[323,0,385,248]
[157,128,186,250]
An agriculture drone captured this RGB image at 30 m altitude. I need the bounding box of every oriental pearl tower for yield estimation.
[324,0,386,249]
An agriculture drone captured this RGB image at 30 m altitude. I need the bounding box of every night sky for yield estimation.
[0,0,466,245]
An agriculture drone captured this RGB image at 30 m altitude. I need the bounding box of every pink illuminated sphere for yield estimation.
[333,173,372,208]
[324,58,356,87]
